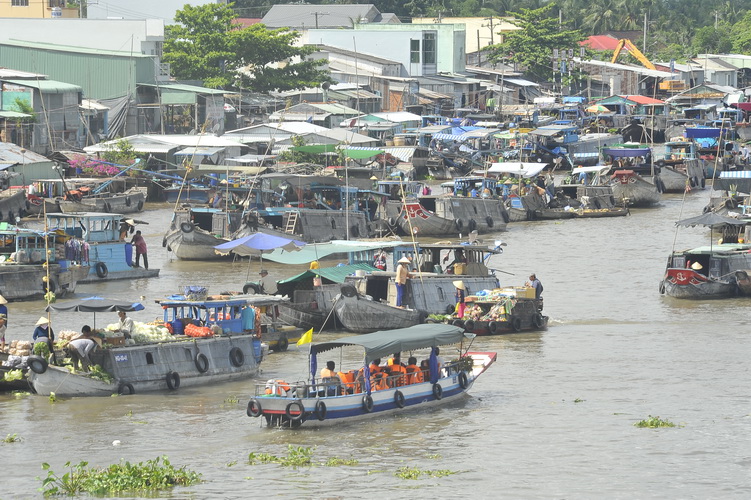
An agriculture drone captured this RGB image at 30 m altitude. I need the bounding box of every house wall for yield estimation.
[0,19,165,58]
[0,2,77,18]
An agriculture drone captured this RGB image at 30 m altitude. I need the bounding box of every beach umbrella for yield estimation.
[214,233,305,257]
[46,296,145,328]
[585,104,609,113]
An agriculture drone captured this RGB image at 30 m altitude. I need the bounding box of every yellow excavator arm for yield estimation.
[611,39,656,71]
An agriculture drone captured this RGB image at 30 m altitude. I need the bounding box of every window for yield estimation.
[410,39,420,64]
[12,0,30,6]
[422,33,436,64]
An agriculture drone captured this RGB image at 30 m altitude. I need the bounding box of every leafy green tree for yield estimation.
[691,22,733,55]
[485,3,585,81]
[164,3,331,92]
[731,11,751,53]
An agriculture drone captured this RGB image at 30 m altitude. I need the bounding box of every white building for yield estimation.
[86,0,222,24]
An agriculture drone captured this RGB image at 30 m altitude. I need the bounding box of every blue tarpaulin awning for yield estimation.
[684,127,722,139]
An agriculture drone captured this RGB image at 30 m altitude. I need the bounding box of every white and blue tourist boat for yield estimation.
[246,324,496,427]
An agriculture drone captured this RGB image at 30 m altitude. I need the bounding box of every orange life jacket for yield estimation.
[371,372,387,391]
[264,379,291,396]
[406,364,423,384]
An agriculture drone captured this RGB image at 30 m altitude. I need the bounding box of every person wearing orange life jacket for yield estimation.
[405,356,423,384]
[370,371,388,391]
[265,379,291,396]
[387,353,407,387]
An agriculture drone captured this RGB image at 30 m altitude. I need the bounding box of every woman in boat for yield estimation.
[454,280,466,318]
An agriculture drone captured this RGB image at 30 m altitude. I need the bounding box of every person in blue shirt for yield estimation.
[528,274,543,299]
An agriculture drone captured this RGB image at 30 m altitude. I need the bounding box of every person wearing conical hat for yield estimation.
[32,316,55,362]
[395,256,411,308]
[0,294,7,326]
[453,280,466,318]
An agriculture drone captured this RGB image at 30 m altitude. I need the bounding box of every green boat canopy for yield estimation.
[290,144,339,154]
[262,240,404,265]
[312,324,472,363]
[341,147,384,159]
[277,263,377,286]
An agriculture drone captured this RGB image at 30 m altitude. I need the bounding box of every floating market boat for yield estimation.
[27,293,276,397]
[45,212,159,283]
[163,206,247,261]
[333,283,426,333]
[0,221,89,301]
[56,187,145,215]
[448,286,547,335]
[245,324,497,428]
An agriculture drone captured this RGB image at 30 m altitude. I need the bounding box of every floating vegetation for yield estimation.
[3,433,21,443]
[634,415,677,428]
[248,445,313,467]
[48,392,57,403]
[425,453,441,460]
[324,457,359,466]
[3,369,23,382]
[573,398,585,403]
[12,391,31,398]
[226,460,237,468]
[395,466,458,480]
[224,395,240,404]
[39,456,201,497]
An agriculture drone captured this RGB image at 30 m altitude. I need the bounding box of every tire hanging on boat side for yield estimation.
[247,398,262,417]
[166,371,180,390]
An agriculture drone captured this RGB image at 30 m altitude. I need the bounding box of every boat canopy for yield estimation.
[311,324,471,363]
[488,162,546,178]
[571,165,610,174]
[602,146,650,158]
[714,170,751,193]
[277,263,377,286]
[262,240,404,265]
[684,127,722,139]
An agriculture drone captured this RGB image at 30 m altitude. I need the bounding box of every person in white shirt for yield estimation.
[115,311,135,339]
[259,270,278,295]
[66,325,97,371]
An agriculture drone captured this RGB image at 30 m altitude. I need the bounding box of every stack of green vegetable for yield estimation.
[104,321,172,344]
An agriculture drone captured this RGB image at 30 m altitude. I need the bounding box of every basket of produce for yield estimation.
[183,286,208,301]
[104,336,126,346]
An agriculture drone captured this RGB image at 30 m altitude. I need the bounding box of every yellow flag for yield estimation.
[297,328,313,346]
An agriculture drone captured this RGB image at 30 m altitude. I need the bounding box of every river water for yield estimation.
[2,193,750,499]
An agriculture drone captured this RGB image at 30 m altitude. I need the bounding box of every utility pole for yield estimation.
[643,12,648,53]
[312,11,329,29]
[483,16,495,45]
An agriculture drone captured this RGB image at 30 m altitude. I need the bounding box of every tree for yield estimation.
[163,3,331,92]
[691,23,733,55]
[485,3,586,81]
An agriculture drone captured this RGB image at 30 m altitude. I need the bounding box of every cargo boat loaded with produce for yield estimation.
[27,292,273,397]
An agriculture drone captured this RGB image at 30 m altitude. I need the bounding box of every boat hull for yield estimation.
[58,189,145,215]
[0,263,88,301]
[660,268,738,299]
[611,175,661,207]
[29,334,263,397]
[248,351,496,428]
[334,291,423,333]
[0,189,30,222]
[164,223,232,260]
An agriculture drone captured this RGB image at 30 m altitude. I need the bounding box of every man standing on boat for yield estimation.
[395,257,411,308]
[131,230,148,270]
[528,274,543,299]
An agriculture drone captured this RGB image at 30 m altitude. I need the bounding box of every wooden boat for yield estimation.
[46,212,159,283]
[334,283,425,333]
[163,206,246,260]
[610,170,661,207]
[0,222,89,301]
[659,243,751,299]
[450,287,547,335]
[0,353,30,392]
[0,189,30,222]
[57,187,145,214]
[572,207,630,218]
[245,323,497,428]
[533,208,577,220]
[28,294,269,397]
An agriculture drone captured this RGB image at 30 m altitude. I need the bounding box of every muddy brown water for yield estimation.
[2,193,750,499]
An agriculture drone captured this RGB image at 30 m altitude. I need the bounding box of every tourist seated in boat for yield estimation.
[419,359,431,380]
[405,357,424,384]
[265,379,291,396]
[337,370,357,394]
[387,353,407,387]
[370,371,388,391]
[320,360,342,396]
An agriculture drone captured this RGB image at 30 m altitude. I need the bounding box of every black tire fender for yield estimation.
[276,336,289,352]
[735,270,749,281]
[501,210,510,223]
[362,394,374,413]
[243,283,261,295]
[485,216,494,228]
[454,218,465,231]
[180,222,195,233]
[394,390,405,408]
[118,383,135,395]
[510,316,522,332]
[689,177,696,188]
[28,355,48,374]
[103,202,112,213]
[95,262,108,278]
[593,198,602,209]
[314,400,327,421]
[700,177,706,188]
[451,319,464,328]
[137,200,144,211]
[229,347,244,367]
[247,398,262,418]
[194,352,209,373]
[488,321,500,334]
[285,400,305,421]
[468,219,477,231]
[458,371,469,389]
[433,383,443,400]
[446,303,456,314]
[125,196,132,207]
[463,319,476,331]
[340,284,358,298]
[533,313,545,329]
[166,371,180,390]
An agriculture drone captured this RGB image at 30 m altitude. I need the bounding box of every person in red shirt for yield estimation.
[131,230,148,269]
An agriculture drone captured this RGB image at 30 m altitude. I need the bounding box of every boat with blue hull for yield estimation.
[246,324,496,428]
[45,212,159,283]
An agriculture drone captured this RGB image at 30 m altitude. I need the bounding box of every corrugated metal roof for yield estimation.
[4,78,82,93]
[0,39,155,58]
[174,147,225,156]
[262,4,380,28]
[142,83,227,95]
[0,110,32,118]
[0,143,49,163]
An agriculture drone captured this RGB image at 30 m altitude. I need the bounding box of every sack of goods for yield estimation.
[184,323,213,338]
